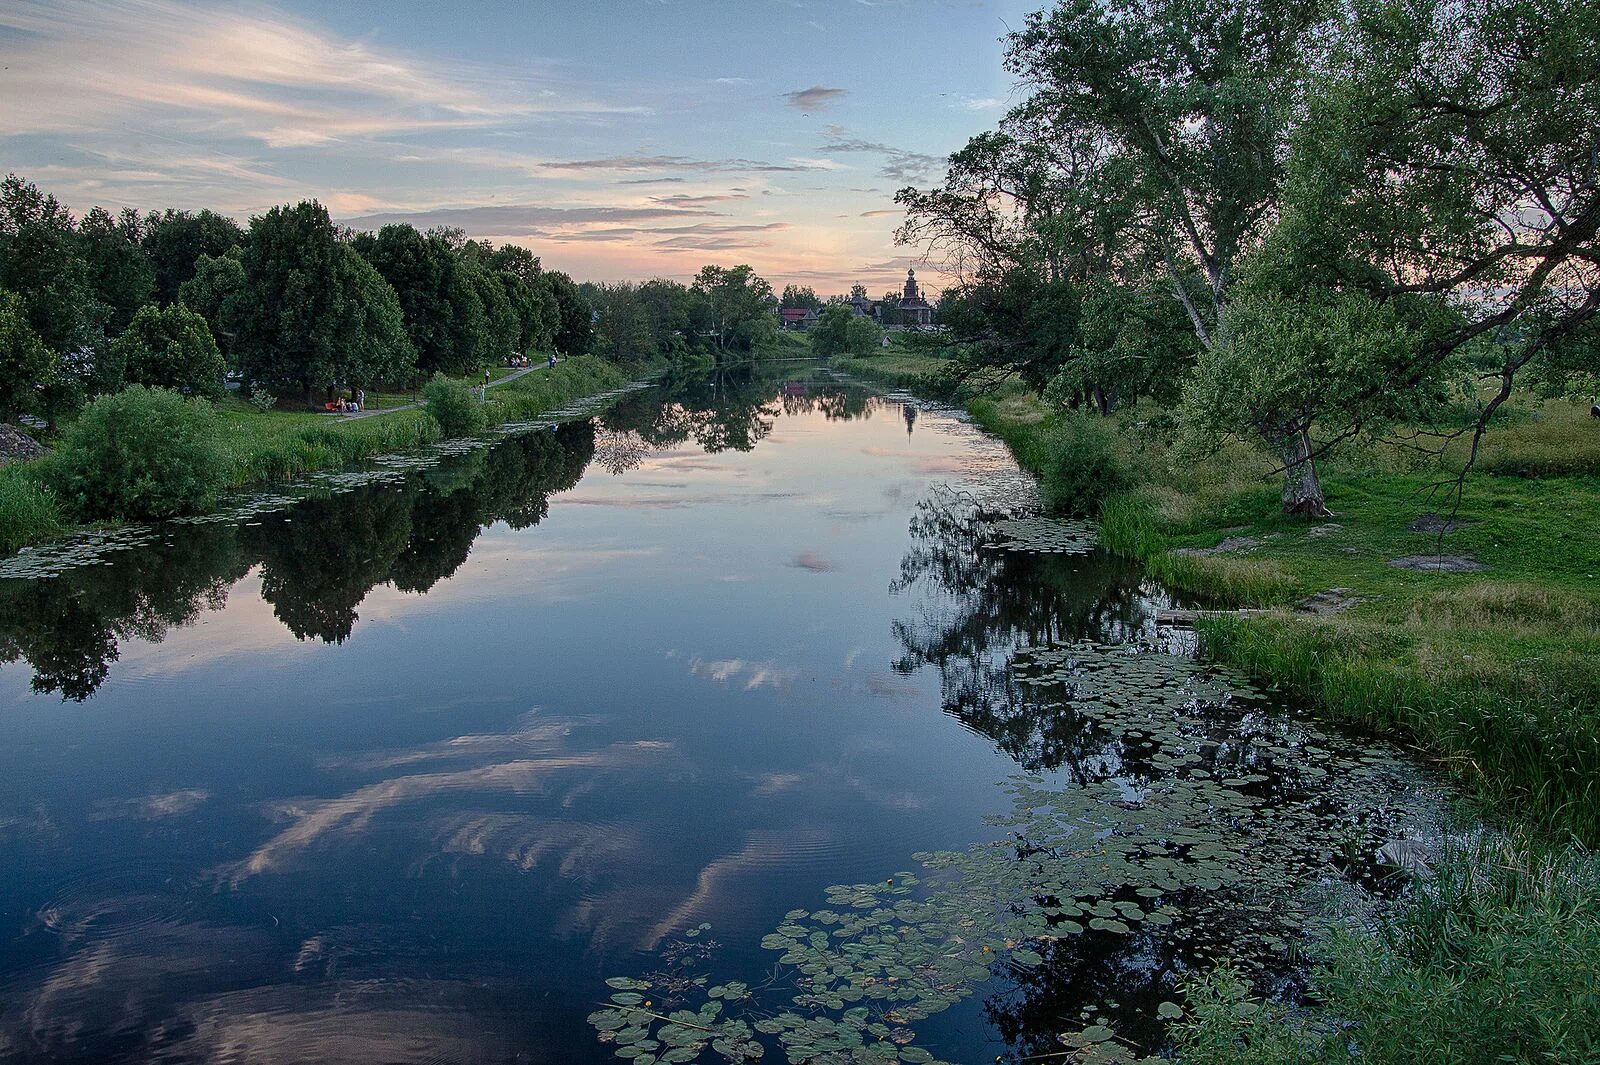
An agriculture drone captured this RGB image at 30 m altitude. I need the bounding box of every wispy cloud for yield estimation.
[818,129,944,184]
[541,155,828,174]
[782,85,848,111]
[0,0,635,146]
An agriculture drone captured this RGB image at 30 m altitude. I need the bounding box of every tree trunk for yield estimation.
[1277,427,1333,518]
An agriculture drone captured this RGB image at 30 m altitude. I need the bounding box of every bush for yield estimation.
[1035,412,1128,515]
[423,376,485,438]
[52,385,227,520]
[111,304,226,397]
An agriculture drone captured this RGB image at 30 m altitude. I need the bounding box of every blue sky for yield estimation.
[1,0,1034,293]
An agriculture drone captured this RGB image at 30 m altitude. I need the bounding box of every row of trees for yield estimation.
[899,0,1600,514]
[0,175,599,419]
[583,264,781,365]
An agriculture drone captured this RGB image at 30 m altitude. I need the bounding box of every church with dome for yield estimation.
[895,269,933,327]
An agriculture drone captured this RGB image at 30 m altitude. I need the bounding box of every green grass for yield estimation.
[1172,838,1600,1065]
[0,355,634,554]
[960,388,1600,843]
[831,345,954,389]
[0,462,67,555]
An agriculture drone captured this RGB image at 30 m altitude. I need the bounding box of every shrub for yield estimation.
[1035,411,1128,515]
[246,383,276,412]
[423,376,485,438]
[111,304,226,397]
[52,385,227,520]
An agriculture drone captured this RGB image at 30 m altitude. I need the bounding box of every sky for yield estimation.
[0,0,1036,295]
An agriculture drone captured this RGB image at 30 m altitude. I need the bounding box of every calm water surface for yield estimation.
[0,368,1447,1064]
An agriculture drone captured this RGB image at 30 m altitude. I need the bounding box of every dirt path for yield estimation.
[337,362,552,420]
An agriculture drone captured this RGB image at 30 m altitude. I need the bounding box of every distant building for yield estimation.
[850,290,879,319]
[778,306,820,331]
[896,269,933,328]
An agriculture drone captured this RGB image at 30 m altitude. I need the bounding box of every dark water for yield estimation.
[0,367,1447,1064]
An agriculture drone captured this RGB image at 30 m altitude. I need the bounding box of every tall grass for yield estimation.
[0,464,66,554]
[1173,839,1600,1065]
[1200,612,1600,842]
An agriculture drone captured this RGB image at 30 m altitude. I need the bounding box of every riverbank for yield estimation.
[0,355,631,556]
[839,349,1600,844]
[835,348,1600,1061]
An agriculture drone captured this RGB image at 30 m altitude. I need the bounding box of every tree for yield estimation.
[542,270,594,356]
[779,284,823,310]
[489,243,557,353]
[353,225,493,377]
[811,304,883,357]
[178,249,246,366]
[587,282,654,362]
[142,209,245,305]
[0,288,55,421]
[232,201,415,402]
[1183,0,1600,513]
[690,264,777,357]
[459,240,519,365]
[111,303,227,397]
[1180,286,1452,515]
[1002,0,1326,343]
[0,174,105,358]
[77,206,154,333]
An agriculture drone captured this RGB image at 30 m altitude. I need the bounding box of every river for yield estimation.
[0,365,1450,1064]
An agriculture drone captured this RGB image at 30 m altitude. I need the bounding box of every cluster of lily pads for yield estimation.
[986,516,1100,555]
[592,636,1446,1064]
[0,526,161,582]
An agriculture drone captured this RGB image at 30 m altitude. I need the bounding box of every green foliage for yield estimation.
[232,201,416,398]
[0,173,105,360]
[1173,841,1600,1065]
[543,269,595,356]
[75,205,154,333]
[423,376,486,439]
[1168,965,1326,1065]
[111,303,226,397]
[809,304,856,357]
[691,264,777,358]
[246,383,276,413]
[354,224,489,377]
[141,208,244,305]
[0,466,65,555]
[0,287,56,421]
[1033,412,1128,515]
[177,249,246,365]
[1318,838,1600,1065]
[779,283,822,310]
[52,386,227,520]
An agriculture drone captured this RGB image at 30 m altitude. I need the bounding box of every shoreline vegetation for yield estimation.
[0,355,636,555]
[836,344,1600,1064]
[1,169,819,556]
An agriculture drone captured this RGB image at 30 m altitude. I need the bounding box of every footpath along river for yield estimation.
[0,365,1455,1064]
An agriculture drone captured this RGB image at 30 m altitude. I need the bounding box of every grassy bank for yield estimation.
[843,345,1600,1060]
[854,345,1600,843]
[0,355,630,555]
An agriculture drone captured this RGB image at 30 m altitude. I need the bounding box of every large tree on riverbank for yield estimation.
[1182,0,1600,513]
[232,201,415,402]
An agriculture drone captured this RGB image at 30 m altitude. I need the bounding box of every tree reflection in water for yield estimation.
[0,367,877,700]
[0,422,596,698]
[890,485,1152,776]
